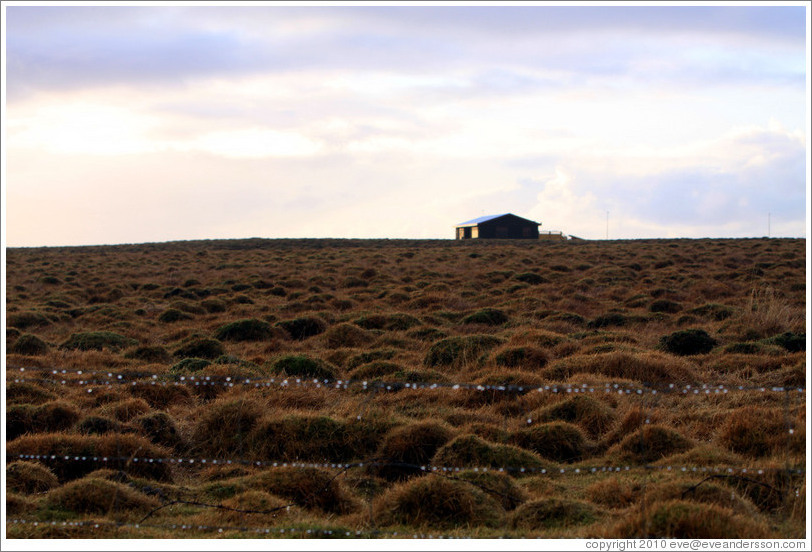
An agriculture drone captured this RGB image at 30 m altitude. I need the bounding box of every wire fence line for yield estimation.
[6,362,807,538]
[8,452,803,476]
[6,365,805,395]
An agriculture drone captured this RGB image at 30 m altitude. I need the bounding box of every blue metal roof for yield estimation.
[455,214,509,227]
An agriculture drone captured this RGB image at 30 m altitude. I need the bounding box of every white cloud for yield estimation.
[526,167,605,238]
[177,128,322,158]
[9,102,161,156]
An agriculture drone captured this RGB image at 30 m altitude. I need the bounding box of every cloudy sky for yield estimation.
[3,3,809,246]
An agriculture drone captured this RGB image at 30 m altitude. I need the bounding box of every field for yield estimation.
[4,237,807,539]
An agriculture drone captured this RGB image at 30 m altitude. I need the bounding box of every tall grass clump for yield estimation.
[374,474,504,528]
[509,498,600,530]
[158,308,192,323]
[134,411,184,450]
[456,469,527,510]
[372,421,455,480]
[46,476,161,516]
[190,398,263,457]
[6,382,57,405]
[432,434,550,472]
[510,422,591,463]
[60,331,137,351]
[607,500,773,538]
[354,313,422,331]
[461,308,510,326]
[6,461,60,493]
[247,415,350,462]
[740,285,804,338]
[7,401,81,440]
[613,425,694,463]
[6,433,172,481]
[659,329,717,356]
[275,316,327,340]
[10,334,49,356]
[530,395,616,438]
[424,335,505,369]
[173,337,226,359]
[124,345,172,363]
[687,303,736,321]
[75,415,123,435]
[268,354,339,380]
[321,323,373,348]
[7,311,52,330]
[249,467,359,514]
[544,351,695,384]
[717,406,804,457]
[214,318,275,341]
[763,331,806,353]
[493,346,549,369]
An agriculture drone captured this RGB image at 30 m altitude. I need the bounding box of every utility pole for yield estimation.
[605,211,609,240]
[768,212,771,238]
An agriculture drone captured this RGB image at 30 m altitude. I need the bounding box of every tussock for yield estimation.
[247,414,349,462]
[424,335,505,369]
[321,322,374,348]
[530,395,616,438]
[717,406,805,458]
[611,425,694,463]
[432,434,552,472]
[190,397,263,457]
[509,498,600,530]
[455,469,527,510]
[374,474,504,528]
[354,312,422,331]
[606,500,773,538]
[249,467,359,514]
[6,433,172,481]
[543,351,696,384]
[7,401,81,440]
[101,398,151,422]
[6,460,59,493]
[372,420,456,480]
[46,476,161,516]
[510,422,592,463]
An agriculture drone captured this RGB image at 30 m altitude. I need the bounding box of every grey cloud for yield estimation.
[577,148,804,231]
[343,6,805,42]
[6,5,805,99]
[6,21,276,99]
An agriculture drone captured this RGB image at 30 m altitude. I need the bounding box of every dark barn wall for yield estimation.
[477,215,539,239]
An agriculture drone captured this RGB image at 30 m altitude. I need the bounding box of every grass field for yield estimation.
[4,237,807,539]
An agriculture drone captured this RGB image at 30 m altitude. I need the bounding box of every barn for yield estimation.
[454,213,541,240]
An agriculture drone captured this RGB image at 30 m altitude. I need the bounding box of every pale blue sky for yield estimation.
[4,3,809,246]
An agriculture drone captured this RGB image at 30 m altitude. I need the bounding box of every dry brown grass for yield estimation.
[373,474,504,528]
[6,460,60,493]
[739,285,805,338]
[371,420,456,480]
[543,351,697,384]
[46,476,161,518]
[4,237,805,538]
[6,432,173,481]
[605,499,774,538]
[717,406,805,458]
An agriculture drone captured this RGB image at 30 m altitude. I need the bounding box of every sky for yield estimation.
[2,2,809,246]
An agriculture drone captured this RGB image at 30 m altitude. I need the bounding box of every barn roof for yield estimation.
[455,213,540,228]
[455,214,509,227]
